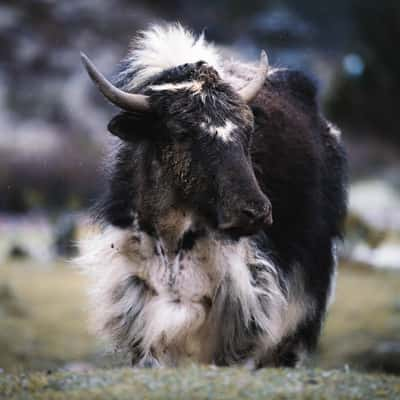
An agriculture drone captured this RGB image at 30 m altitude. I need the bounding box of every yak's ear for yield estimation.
[108,112,154,141]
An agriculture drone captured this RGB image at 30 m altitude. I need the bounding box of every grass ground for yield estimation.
[319,262,400,372]
[0,261,97,373]
[1,260,400,373]
[0,260,400,398]
[1,366,400,400]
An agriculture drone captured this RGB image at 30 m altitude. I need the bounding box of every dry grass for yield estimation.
[319,261,400,369]
[0,259,400,374]
[0,261,97,373]
[1,366,400,400]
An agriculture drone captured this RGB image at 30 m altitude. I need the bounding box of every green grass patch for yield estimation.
[1,366,399,400]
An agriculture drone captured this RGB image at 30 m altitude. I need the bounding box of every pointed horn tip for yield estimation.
[237,49,269,103]
[79,51,151,112]
[80,52,92,70]
[80,52,87,62]
[260,50,269,68]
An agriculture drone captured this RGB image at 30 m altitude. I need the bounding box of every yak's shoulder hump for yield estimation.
[266,68,319,108]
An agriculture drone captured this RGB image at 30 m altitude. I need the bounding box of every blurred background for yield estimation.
[1,0,399,375]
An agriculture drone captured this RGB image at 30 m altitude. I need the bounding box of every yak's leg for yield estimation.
[129,339,160,368]
[255,337,304,368]
[132,351,161,368]
[256,316,323,368]
[271,336,306,368]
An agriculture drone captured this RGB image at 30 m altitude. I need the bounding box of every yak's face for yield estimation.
[108,62,272,238]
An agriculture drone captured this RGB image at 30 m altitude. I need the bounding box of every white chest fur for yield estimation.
[77,225,311,365]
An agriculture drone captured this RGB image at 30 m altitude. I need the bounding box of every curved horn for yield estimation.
[238,50,269,103]
[80,52,150,112]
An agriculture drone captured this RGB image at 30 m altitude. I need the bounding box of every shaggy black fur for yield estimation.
[92,62,348,367]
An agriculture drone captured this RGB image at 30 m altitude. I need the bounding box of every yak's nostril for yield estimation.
[241,204,272,226]
[217,202,273,233]
[241,208,259,220]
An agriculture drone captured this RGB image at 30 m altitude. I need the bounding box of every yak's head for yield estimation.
[81,49,272,239]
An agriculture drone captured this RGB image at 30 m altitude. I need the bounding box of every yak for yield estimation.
[78,23,347,368]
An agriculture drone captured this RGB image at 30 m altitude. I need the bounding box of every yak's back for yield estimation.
[250,68,347,247]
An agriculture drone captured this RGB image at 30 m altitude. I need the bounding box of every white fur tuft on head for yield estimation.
[118,23,223,91]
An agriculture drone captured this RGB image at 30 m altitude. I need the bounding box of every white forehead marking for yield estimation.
[216,120,237,142]
[149,80,203,93]
[201,120,237,143]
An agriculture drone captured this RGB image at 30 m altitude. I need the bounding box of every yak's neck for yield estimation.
[154,209,194,255]
[136,208,207,259]
[135,208,248,261]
